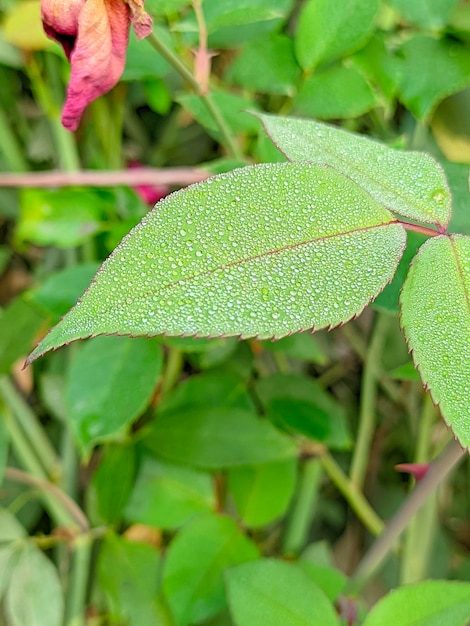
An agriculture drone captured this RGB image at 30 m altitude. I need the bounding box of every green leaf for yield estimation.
[65,336,163,452]
[124,456,215,529]
[400,235,470,448]
[294,63,377,119]
[227,459,297,527]
[299,561,347,603]
[227,34,300,96]
[122,26,171,81]
[0,413,9,485]
[255,373,352,450]
[260,332,328,365]
[29,262,100,321]
[351,34,402,101]
[0,297,47,373]
[5,544,64,626]
[387,0,458,30]
[0,508,26,543]
[267,397,331,441]
[144,407,296,469]
[90,444,136,524]
[256,113,452,228]
[295,0,379,71]
[163,513,259,626]
[27,163,406,362]
[398,36,470,121]
[16,188,104,248]
[98,533,168,626]
[362,580,470,626]
[226,558,340,626]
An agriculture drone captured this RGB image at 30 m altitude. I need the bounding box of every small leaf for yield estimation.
[144,407,296,468]
[124,456,215,529]
[294,63,377,119]
[163,514,259,626]
[227,459,297,527]
[225,558,340,626]
[65,336,163,452]
[5,544,64,626]
[295,0,379,71]
[27,163,406,362]
[256,114,452,228]
[398,36,470,121]
[387,0,458,31]
[400,235,470,447]
[362,580,470,626]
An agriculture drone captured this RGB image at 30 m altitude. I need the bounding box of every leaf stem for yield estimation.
[399,221,441,238]
[350,313,391,488]
[64,534,93,626]
[319,451,384,537]
[145,31,244,160]
[347,439,465,593]
[282,458,322,555]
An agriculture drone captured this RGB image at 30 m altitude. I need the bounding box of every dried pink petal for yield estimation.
[395,462,430,482]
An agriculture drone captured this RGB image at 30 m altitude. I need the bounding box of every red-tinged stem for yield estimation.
[398,221,443,238]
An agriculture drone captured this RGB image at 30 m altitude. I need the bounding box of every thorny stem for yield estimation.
[348,439,466,593]
[146,31,244,160]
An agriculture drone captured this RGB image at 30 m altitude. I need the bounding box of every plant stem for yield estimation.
[159,347,184,401]
[282,458,322,555]
[320,451,384,537]
[0,376,59,477]
[64,534,93,626]
[146,31,244,160]
[350,313,391,488]
[348,439,465,593]
[400,394,438,584]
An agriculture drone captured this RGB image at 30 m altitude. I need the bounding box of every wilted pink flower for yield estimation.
[41,0,152,131]
[395,462,430,482]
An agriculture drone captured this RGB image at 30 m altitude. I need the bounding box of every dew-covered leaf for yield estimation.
[256,114,451,228]
[27,163,406,363]
[226,558,340,626]
[362,580,470,626]
[294,0,379,71]
[400,235,470,448]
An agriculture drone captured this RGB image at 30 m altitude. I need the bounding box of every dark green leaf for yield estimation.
[400,235,470,447]
[267,397,331,441]
[260,332,328,365]
[0,297,47,373]
[145,407,296,469]
[122,26,171,81]
[226,558,340,626]
[256,113,452,228]
[27,163,406,362]
[163,513,259,625]
[65,336,163,452]
[124,456,215,529]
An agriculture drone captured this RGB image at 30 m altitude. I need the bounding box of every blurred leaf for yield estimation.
[226,559,340,626]
[124,455,215,529]
[227,459,297,527]
[387,0,458,30]
[29,263,100,321]
[389,361,421,381]
[400,235,470,447]
[267,397,331,441]
[255,374,352,450]
[0,544,18,598]
[2,0,51,51]
[295,0,379,71]
[260,333,328,365]
[91,444,136,524]
[5,543,64,626]
[444,161,470,236]
[398,36,470,121]
[163,513,259,626]
[0,414,9,485]
[294,63,377,119]
[351,34,402,101]
[98,533,168,626]
[298,561,347,602]
[122,26,171,81]
[65,336,163,452]
[0,297,47,374]
[145,407,296,469]
[17,188,104,248]
[362,580,470,626]
[178,90,260,141]
[146,0,191,17]
[432,87,470,164]
[0,38,23,68]
[27,164,406,361]
[0,245,10,274]
[227,34,299,96]
[0,508,26,543]
[256,113,452,228]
